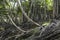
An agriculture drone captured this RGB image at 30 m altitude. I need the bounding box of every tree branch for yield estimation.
[17,0,41,27]
[7,15,26,32]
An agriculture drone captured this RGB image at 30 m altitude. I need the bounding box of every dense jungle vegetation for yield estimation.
[0,0,60,40]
